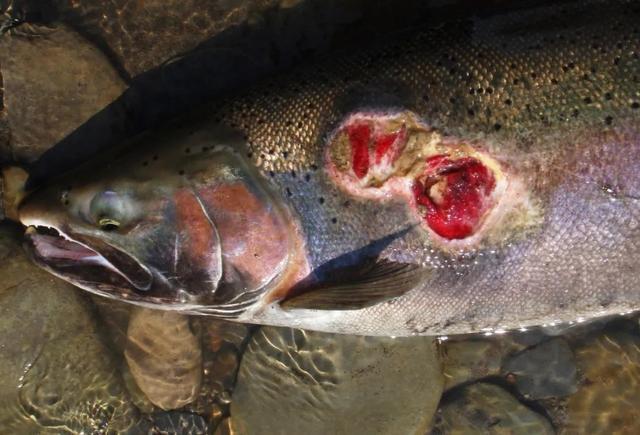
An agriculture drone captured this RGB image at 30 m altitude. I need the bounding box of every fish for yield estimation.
[18,0,640,336]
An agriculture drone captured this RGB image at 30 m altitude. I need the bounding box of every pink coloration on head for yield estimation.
[198,183,289,287]
[413,157,495,239]
[347,123,371,179]
[174,189,220,270]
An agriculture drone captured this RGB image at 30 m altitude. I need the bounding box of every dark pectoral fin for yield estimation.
[281,260,427,310]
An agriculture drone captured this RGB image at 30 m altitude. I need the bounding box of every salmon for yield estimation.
[19,0,640,336]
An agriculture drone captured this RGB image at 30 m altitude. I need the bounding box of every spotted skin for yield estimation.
[19,0,640,336]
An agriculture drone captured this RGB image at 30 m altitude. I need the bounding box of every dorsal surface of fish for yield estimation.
[19,0,640,336]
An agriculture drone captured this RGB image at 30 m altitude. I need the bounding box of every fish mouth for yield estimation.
[24,225,153,299]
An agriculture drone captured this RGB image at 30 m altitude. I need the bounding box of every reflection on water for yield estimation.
[2,220,640,433]
[1,0,640,433]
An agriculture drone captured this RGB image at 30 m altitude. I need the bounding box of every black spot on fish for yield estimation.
[331,218,338,224]
[605,116,613,125]
[631,102,639,109]
[583,97,592,104]
[185,148,191,154]
[318,197,325,204]
[494,123,502,131]
[179,170,185,175]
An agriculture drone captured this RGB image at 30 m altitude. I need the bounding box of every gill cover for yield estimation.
[171,188,223,296]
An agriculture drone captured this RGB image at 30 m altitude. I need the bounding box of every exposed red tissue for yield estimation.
[374,125,405,165]
[413,156,495,239]
[346,122,406,179]
[346,122,371,179]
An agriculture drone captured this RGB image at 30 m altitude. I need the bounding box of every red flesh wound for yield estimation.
[374,126,404,164]
[347,123,371,179]
[413,156,496,239]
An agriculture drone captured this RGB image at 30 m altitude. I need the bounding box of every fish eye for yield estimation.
[90,190,132,230]
[98,217,121,232]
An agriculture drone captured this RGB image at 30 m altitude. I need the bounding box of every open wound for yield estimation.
[326,112,509,242]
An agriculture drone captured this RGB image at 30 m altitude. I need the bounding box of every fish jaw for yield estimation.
[20,216,158,305]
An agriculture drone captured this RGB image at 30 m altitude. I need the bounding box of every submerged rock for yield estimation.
[502,338,578,400]
[0,223,139,433]
[561,332,640,434]
[432,383,554,434]
[146,411,209,435]
[0,23,125,162]
[125,308,203,411]
[190,319,252,424]
[52,0,281,77]
[441,339,504,389]
[231,327,443,435]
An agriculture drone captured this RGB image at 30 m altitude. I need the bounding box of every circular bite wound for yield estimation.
[413,155,496,240]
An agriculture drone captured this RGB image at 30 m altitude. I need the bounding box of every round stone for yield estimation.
[231,327,443,435]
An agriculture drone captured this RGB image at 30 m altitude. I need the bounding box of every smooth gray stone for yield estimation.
[502,338,577,399]
[433,383,554,435]
[231,327,443,435]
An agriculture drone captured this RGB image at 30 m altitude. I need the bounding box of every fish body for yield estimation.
[19,0,640,336]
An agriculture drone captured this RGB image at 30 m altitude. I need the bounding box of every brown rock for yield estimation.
[0,166,28,222]
[53,0,280,77]
[561,332,640,434]
[125,307,203,410]
[214,417,240,435]
[231,327,443,435]
[0,23,125,162]
[0,223,139,433]
[441,339,504,389]
[433,383,554,434]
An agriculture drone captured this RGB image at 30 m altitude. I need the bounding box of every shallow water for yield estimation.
[3,218,640,434]
[1,0,639,433]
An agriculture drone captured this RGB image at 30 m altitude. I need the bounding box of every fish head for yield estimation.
[19,126,304,315]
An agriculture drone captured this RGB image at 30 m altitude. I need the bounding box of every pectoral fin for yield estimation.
[281,259,426,310]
